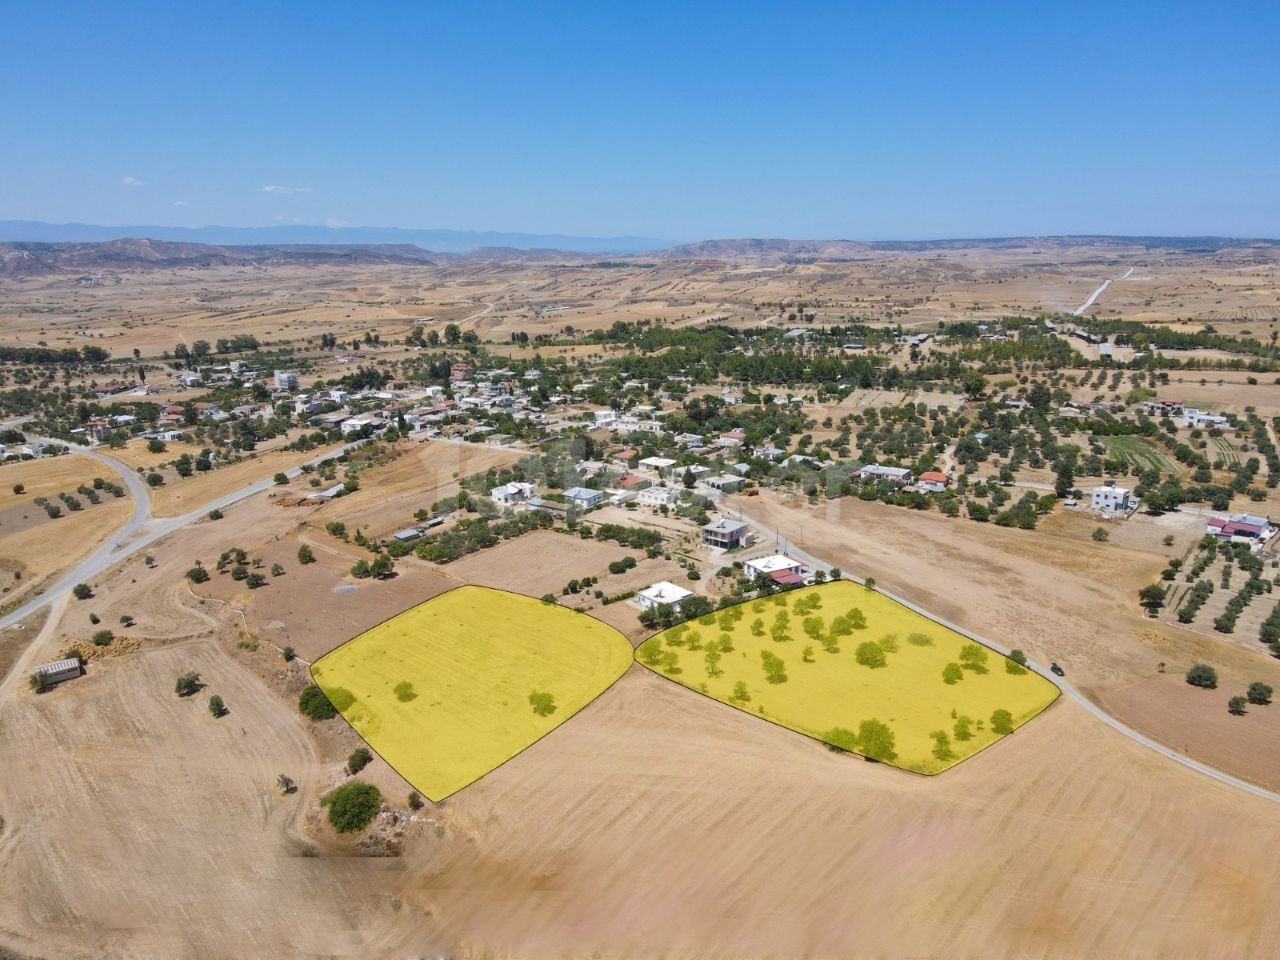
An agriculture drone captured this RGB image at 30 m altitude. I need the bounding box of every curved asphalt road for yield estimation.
[0,439,365,698]
[735,502,1280,806]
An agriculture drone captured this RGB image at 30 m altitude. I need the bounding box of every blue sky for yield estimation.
[2,0,1277,239]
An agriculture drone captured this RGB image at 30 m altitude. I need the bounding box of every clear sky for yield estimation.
[2,0,1277,240]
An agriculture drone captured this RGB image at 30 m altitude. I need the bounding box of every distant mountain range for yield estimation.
[1,227,1276,278]
[0,220,670,254]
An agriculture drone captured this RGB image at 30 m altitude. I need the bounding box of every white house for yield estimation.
[1184,408,1232,429]
[593,409,618,427]
[1090,485,1132,513]
[563,487,605,509]
[744,554,807,581]
[637,581,694,613]
[638,456,677,475]
[490,481,536,507]
[857,464,912,484]
[638,485,681,507]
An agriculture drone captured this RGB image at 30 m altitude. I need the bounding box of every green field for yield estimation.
[311,586,634,800]
[1098,435,1177,473]
[635,581,1059,774]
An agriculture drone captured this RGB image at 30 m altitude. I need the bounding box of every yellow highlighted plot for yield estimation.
[311,585,633,800]
[636,581,1059,773]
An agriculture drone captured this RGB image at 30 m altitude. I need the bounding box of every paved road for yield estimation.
[1072,267,1134,316]
[735,502,1280,806]
[0,439,365,697]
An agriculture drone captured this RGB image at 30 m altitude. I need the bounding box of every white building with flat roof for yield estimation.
[744,554,807,580]
[636,581,693,612]
[1090,485,1132,513]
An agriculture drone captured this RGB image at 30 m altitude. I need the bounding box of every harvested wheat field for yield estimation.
[147,443,344,517]
[311,585,633,800]
[637,581,1058,773]
[0,454,121,510]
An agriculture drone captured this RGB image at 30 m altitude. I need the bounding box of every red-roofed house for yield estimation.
[917,470,950,492]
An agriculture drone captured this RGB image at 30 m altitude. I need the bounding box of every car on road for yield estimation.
[1050,662,1065,677]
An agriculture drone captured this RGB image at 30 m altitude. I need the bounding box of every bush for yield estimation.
[91,629,113,646]
[1228,695,1248,716]
[1185,663,1218,689]
[297,544,316,565]
[822,727,858,752]
[408,791,424,810]
[990,709,1014,734]
[298,684,337,720]
[346,747,373,775]
[282,646,295,662]
[175,671,201,697]
[1247,681,1273,705]
[320,781,382,833]
[72,583,92,600]
[12,483,23,495]
[854,641,887,669]
[273,472,289,485]
[529,690,557,716]
[208,694,226,717]
[186,566,210,583]
[942,662,963,684]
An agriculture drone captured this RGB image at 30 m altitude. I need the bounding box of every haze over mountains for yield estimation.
[0,220,670,254]
[1,225,1278,279]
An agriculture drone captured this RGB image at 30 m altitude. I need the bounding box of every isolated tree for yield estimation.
[731,680,751,702]
[72,583,92,600]
[760,649,788,684]
[1138,583,1167,611]
[347,747,373,775]
[528,690,557,716]
[1009,649,1028,666]
[297,544,316,565]
[208,694,226,717]
[990,709,1014,735]
[282,646,296,662]
[1185,663,1218,689]
[1228,695,1248,716]
[704,647,722,677]
[186,566,210,583]
[408,791,424,810]
[276,774,296,795]
[958,643,989,673]
[298,684,337,720]
[750,617,765,637]
[953,715,974,741]
[931,730,954,761]
[175,671,201,697]
[855,641,887,669]
[857,719,897,763]
[1247,682,1273,705]
[91,629,113,646]
[802,644,815,663]
[273,472,289,485]
[28,671,50,694]
[321,781,382,833]
[1092,527,1110,542]
[942,662,963,684]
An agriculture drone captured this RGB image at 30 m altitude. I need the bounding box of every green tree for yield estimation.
[175,671,201,697]
[276,774,296,794]
[444,323,461,344]
[1228,695,1248,716]
[208,694,226,717]
[857,719,897,762]
[408,791,424,810]
[1247,682,1273,705]
[347,747,373,775]
[704,647,722,677]
[529,690,557,716]
[823,727,858,752]
[953,715,974,741]
[297,545,316,565]
[91,629,113,646]
[760,649,788,683]
[855,641,887,668]
[958,643,989,673]
[990,709,1014,734]
[273,472,289,485]
[1138,583,1167,611]
[942,662,963,684]
[72,583,92,600]
[931,730,954,760]
[299,684,338,720]
[750,617,765,637]
[1092,527,1110,542]
[731,680,750,702]
[351,558,371,578]
[321,781,382,833]
[1185,663,1218,689]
